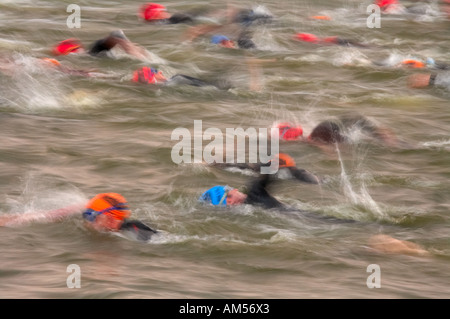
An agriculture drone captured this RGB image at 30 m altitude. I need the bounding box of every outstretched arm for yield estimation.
[0,203,85,227]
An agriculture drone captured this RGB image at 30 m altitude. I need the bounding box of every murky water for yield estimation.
[0,0,449,299]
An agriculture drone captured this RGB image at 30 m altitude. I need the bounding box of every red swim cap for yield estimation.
[276,122,303,141]
[294,33,320,43]
[140,3,171,21]
[375,0,399,9]
[52,38,82,56]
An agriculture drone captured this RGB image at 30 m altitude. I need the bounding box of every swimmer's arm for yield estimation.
[0,203,85,227]
[246,174,284,209]
[113,38,150,61]
[289,167,320,184]
[408,73,433,88]
[184,24,225,42]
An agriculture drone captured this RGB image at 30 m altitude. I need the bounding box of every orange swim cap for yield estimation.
[310,15,331,20]
[85,193,131,221]
[52,38,82,56]
[41,58,61,67]
[401,59,426,68]
[275,153,296,168]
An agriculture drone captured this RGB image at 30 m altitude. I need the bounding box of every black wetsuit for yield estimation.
[88,37,117,57]
[165,74,232,90]
[212,162,320,184]
[243,174,355,224]
[244,174,285,209]
[120,219,157,242]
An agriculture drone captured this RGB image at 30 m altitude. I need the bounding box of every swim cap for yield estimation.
[276,122,303,141]
[132,66,158,84]
[274,153,296,168]
[375,0,401,13]
[52,38,82,56]
[211,35,230,44]
[426,57,435,66]
[294,33,320,43]
[41,58,61,67]
[199,186,233,206]
[83,193,131,222]
[310,15,331,20]
[401,59,425,68]
[140,3,171,21]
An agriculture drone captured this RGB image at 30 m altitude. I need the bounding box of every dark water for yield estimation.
[0,0,449,299]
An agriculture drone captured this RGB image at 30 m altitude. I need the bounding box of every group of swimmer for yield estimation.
[1,1,447,257]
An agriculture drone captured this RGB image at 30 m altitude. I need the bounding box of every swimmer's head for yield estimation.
[294,33,320,43]
[401,59,426,68]
[52,38,83,56]
[426,57,435,67]
[199,185,246,206]
[275,122,303,141]
[211,35,236,48]
[375,0,401,13]
[274,153,296,168]
[132,66,166,84]
[83,193,131,222]
[140,3,171,21]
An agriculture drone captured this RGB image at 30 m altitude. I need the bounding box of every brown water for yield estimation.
[0,0,449,299]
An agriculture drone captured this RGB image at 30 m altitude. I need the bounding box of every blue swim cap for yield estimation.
[199,185,231,206]
[211,35,230,44]
[426,57,435,66]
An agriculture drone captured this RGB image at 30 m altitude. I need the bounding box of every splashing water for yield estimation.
[335,143,387,221]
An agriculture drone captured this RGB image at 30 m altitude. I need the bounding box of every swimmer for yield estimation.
[82,193,157,241]
[374,57,449,70]
[199,178,431,257]
[139,2,196,24]
[210,153,321,185]
[210,35,237,49]
[199,174,289,210]
[0,193,157,242]
[210,30,257,50]
[131,57,271,91]
[408,71,450,90]
[52,30,150,61]
[131,66,220,88]
[0,55,109,78]
[294,33,370,49]
[273,114,401,149]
